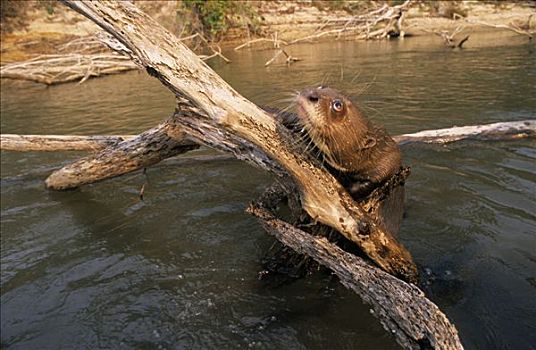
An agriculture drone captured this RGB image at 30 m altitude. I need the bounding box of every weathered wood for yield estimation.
[261,166,412,283]
[287,0,413,44]
[60,0,418,283]
[0,134,133,151]
[247,184,463,350]
[465,17,535,39]
[2,120,533,152]
[45,120,199,190]
[0,54,138,85]
[0,33,231,86]
[393,120,536,145]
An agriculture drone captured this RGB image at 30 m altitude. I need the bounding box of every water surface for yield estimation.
[1,31,535,350]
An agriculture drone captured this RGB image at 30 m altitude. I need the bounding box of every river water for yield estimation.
[1,31,535,350]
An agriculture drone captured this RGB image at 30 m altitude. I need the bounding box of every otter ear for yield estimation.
[363,136,377,149]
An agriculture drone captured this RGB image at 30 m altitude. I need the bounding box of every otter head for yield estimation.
[296,86,375,172]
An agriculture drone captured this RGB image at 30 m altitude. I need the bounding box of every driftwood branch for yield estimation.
[393,120,536,145]
[59,0,418,283]
[0,134,134,151]
[44,120,198,190]
[247,184,462,350]
[2,120,533,152]
[465,15,535,39]
[0,53,138,85]
[0,32,230,86]
[288,0,413,45]
[429,26,470,49]
[232,0,413,51]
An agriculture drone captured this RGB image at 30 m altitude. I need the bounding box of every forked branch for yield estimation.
[60,0,418,283]
[248,184,462,350]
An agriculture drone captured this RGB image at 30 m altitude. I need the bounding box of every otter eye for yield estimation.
[331,99,344,112]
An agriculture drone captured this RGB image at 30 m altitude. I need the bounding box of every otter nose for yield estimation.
[306,90,319,103]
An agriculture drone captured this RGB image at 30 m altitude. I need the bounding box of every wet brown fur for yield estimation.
[295,86,405,235]
[259,88,406,283]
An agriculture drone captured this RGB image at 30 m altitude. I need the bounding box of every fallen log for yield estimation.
[0,32,231,86]
[60,0,418,283]
[0,53,138,85]
[393,120,536,145]
[0,134,133,152]
[2,120,533,152]
[248,183,462,350]
[43,120,199,190]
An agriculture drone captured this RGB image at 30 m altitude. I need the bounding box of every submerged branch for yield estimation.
[248,184,463,350]
[1,134,134,152]
[2,120,533,152]
[44,121,199,190]
[393,120,536,145]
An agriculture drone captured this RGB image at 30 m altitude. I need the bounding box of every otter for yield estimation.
[260,86,406,283]
[296,87,401,185]
[290,86,405,235]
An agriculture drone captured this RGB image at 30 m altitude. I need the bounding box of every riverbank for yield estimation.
[1,1,534,67]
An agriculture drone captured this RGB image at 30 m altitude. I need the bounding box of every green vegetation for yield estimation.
[183,0,261,40]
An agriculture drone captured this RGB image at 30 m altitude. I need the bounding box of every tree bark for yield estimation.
[60,0,418,283]
[45,120,198,190]
[0,134,133,151]
[248,183,463,350]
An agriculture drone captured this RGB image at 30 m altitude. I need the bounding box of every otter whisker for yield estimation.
[321,72,332,87]
[353,75,377,97]
[350,70,363,85]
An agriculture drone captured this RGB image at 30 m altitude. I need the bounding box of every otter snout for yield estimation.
[299,87,325,104]
[305,90,319,103]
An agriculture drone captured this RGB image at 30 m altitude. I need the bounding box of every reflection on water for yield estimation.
[1,31,535,349]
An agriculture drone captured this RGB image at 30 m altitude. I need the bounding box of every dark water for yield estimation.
[1,31,535,350]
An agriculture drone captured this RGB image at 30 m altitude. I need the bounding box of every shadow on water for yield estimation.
[1,30,535,349]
